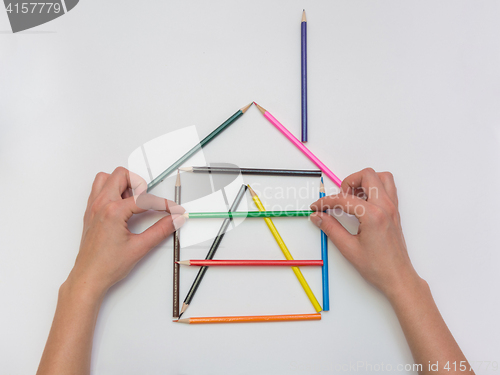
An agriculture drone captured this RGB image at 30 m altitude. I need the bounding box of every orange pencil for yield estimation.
[175,313,321,324]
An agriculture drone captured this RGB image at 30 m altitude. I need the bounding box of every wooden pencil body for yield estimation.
[186,313,321,324]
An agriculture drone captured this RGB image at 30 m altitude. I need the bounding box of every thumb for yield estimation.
[310,212,358,263]
[134,214,186,253]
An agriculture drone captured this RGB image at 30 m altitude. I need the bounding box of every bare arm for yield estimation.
[310,168,474,375]
[37,167,185,375]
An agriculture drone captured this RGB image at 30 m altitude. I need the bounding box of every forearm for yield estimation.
[37,278,105,375]
[388,276,474,375]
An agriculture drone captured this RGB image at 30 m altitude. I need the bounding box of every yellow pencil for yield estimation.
[247,185,322,312]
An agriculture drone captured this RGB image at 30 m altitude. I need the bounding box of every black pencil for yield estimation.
[172,170,181,319]
[179,166,322,177]
[178,184,248,318]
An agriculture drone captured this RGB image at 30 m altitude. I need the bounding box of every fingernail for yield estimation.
[169,204,185,214]
[172,214,186,231]
[310,213,322,228]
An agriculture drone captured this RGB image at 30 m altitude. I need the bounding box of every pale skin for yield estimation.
[36,167,185,375]
[310,168,474,375]
[37,167,473,375]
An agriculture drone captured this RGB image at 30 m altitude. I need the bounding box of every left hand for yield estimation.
[66,167,185,297]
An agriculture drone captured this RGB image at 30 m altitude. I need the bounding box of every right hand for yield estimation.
[310,168,422,299]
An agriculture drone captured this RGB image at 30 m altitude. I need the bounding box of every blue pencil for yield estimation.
[320,177,329,310]
[301,10,308,142]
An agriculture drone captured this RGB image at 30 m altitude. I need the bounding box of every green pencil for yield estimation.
[183,210,313,219]
[147,102,253,192]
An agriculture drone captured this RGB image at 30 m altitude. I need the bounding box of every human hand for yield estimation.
[310,168,422,300]
[65,167,185,298]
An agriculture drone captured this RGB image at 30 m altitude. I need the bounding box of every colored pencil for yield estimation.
[147,102,253,192]
[301,10,308,142]
[320,177,329,311]
[175,313,321,324]
[183,210,313,219]
[178,184,248,318]
[253,102,342,187]
[248,185,322,312]
[177,260,323,266]
[180,166,322,177]
[172,170,181,319]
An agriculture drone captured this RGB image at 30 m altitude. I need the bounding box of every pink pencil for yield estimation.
[254,102,342,187]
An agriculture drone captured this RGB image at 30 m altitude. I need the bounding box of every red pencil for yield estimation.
[177,260,323,266]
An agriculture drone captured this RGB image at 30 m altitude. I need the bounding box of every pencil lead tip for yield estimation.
[247,184,256,196]
[240,102,253,113]
[179,303,189,316]
[253,102,266,114]
[172,319,179,322]
[320,177,325,193]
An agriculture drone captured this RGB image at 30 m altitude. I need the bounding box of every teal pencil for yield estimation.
[147,102,252,192]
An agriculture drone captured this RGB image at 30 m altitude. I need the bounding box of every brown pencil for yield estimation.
[175,313,321,324]
[172,170,181,319]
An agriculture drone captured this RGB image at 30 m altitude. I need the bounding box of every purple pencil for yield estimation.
[301,10,308,142]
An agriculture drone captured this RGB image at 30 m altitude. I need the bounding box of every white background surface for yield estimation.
[1,1,499,374]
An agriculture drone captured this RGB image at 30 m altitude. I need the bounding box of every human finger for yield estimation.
[119,196,185,221]
[131,214,186,256]
[310,212,360,265]
[87,172,110,208]
[122,188,133,199]
[100,167,148,201]
[377,172,398,208]
[310,193,370,221]
[341,168,392,208]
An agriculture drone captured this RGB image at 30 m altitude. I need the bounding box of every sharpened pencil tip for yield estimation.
[247,184,257,197]
[240,102,253,113]
[253,102,266,114]
[179,303,189,317]
[302,10,307,22]
[179,167,192,172]
[175,169,181,186]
